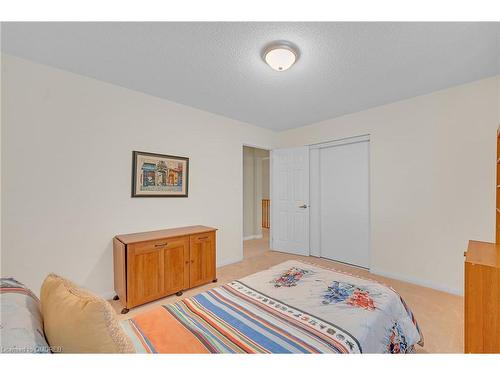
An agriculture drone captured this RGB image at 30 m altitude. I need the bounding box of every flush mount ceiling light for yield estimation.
[262,41,299,72]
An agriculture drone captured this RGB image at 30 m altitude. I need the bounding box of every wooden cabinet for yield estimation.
[497,129,500,243]
[464,240,500,353]
[113,225,217,313]
[464,129,500,352]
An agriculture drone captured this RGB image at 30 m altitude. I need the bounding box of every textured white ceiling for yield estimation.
[2,22,499,130]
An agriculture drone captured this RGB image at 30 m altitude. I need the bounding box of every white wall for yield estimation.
[253,148,269,238]
[2,53,498,298]
[1,55,277,297]
[261,157,270,200]
[243,146,255,238]
[279,76,499,295]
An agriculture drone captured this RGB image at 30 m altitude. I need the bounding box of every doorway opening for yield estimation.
[242,145,270,259]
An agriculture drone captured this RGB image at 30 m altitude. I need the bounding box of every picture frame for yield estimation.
[131,151,189,197]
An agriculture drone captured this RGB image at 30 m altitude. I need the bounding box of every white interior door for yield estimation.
[271,147,309,255]
[318,138,370,268]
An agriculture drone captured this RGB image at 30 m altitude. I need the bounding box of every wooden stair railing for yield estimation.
[262,199,270,229]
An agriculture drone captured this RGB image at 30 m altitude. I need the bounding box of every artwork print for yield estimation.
[132,151,189,197]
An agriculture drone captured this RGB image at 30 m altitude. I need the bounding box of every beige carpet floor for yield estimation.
[111,229,463,353]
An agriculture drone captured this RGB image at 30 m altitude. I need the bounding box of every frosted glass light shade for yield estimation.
[263,44,298,71]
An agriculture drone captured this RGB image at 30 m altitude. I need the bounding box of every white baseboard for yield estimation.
[216,256,243,268]
[101,263,461,300]
[101,291,117,300]
[370,267,462,296]
[243,234,263,241]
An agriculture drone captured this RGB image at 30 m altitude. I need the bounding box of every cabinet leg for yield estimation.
[176,291,183,296]
[113,295,119,301]
[212,278,218,283]
[121,308,129,314]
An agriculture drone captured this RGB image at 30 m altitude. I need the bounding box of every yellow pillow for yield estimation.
[40,273,134,353]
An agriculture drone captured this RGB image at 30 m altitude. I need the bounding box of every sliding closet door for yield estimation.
[319,139,370,268]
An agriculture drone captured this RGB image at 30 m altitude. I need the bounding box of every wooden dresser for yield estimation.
[113,225,217,314]
[464,240,500,353]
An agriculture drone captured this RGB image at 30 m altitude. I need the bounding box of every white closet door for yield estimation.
[271,147,310,255]
[320,140,370,268]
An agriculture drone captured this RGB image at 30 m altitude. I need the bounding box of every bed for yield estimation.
[121,260,423,354]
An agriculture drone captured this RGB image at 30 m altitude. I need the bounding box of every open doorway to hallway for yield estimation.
[243,146,270,256]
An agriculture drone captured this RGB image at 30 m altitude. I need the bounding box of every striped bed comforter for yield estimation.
[122,260,423,353]
[0,278,51,353]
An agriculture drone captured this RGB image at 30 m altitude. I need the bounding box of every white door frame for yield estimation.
[309,134,371,269]
[241,143,272,255]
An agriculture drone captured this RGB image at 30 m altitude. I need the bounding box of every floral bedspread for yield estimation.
[244,260,423,353]
[124,260,423,354]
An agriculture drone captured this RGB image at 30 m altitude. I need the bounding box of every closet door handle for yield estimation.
[298,204,308,209]
[155,242,168,247]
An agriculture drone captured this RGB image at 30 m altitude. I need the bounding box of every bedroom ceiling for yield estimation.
[2,22,499,130]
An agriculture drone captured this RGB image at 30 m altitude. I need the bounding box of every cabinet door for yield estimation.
[163,237,190,295]
[189,232,216,288]
[127,241,165,307]
[465,262,500,353]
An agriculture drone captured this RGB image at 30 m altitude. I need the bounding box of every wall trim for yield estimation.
[309,134,370,149]
[216,256,243,268]
[100,263,462,300]
[101,292,117,300]
[370,267,462,296]
[243,234,263,241]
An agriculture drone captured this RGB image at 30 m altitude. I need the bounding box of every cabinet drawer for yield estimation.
[130,236,188,254]
[190,232,215,244]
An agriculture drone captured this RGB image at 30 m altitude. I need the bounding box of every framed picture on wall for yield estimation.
[132,151,189,197]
